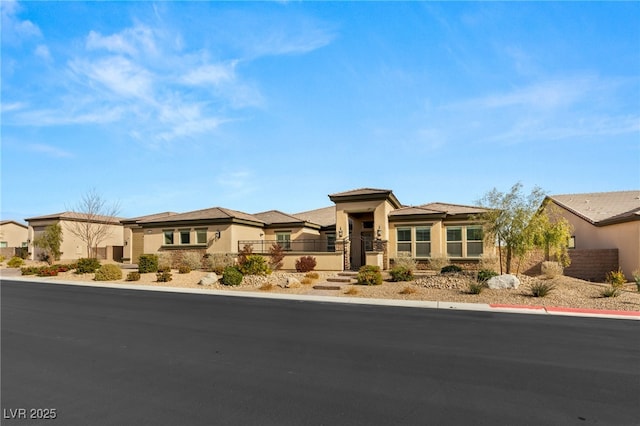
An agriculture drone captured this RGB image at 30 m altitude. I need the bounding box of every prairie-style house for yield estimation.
[122,188,492,271]
[0,220,28,258]
[545,191,640,281]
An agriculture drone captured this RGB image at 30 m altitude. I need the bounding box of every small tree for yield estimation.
[268,243,285,271]
[530,201,574,267]
[33,223,63,264]
[66,189,120,258]
[475,182,546,274]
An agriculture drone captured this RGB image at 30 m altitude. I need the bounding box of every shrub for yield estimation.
[158,264,172,273]
[7,256,24,268]
[633,269,640,292]
[399,286,417,295]
[468,281,485,294]
[202,253,235,274]
[156,271,173,282]
[0,255,5,263]
[428,255,449,271]
[268,243,285,271]
[300,277,313,285]
[259,283,274,291]
[239,255,271,276]
[178,265,191,274]
[237,244,253,267]
[541,261,563,279]
[126,271,141,281]
[478,254,499,271]
[21,266,41,275]
[344,286,359,295]
[95,264,123,281]
[606,269,626,288]
[157,253,172,272]
[138,254,158,273]
[357,265,382,286]
[295,256,317,273]
[390,266,414,282]
[530,281,556,297]
[305,272,320,280]
[181,251,203,270]
[477,269,498,283]
[441,264,463,274]
[222,266,243,286]
[393,253,417,272]
[601,287,621,298]
[76,257,101,273]
[37,267,59,277]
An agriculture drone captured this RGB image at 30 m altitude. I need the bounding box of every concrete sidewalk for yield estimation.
[3,274,639,321]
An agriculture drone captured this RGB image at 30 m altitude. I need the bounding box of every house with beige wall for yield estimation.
[0,220,28,257]
[126,188,492,271]
[25,212,124,262]
[546,191,640,280]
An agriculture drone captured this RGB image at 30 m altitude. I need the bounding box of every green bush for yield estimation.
[468,281,485,294]
[222,266,243,286]
[156,271,173,282]
[138,254,159,273]
[178,265,191,274]
[530,281,556,297]
[390,266,414,282]
[158,264,172,273]
[0,255,5,263]
[606,269,626,288]
[94,264,123,281]
[441,264,463,274]
[7,256,24,268]
[601,287,621,298]
[305,272,320,280]
[21,266,41,275]
[202,253,236,274]
[477,269,498,283]
[357,265,382,286]
[76,257,101,273]
[239,255,271,276]
[295,256,317,273]
[126,271,141,281]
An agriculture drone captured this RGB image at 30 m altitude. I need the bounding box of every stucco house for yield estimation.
[0,220,28,257]
[125,188,492,271]
[545,191,640,281]
[25,212,125,262]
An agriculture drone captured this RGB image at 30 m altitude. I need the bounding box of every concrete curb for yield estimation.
[3,276,639,320]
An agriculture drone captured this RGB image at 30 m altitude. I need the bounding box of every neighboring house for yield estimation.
[126,188,491,271]
[546,191,640,281]
[0,220,28,257]
[25,212,125,262]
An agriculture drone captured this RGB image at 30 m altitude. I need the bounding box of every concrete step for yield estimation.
[312,284,343,291]
[327,277,356,283]
[338,272,358,277]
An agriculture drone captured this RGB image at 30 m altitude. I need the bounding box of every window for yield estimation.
[163,230,174,245]
[0,242,7,248]
[466,226,483,257]
[446,227,463,257]
[180,229,190,245]
[196,229,207,245]
[276,232,291,250]
[446,225,483,258]
[415,227,431,258]
[326,233,336,252]
[397,228,411,255]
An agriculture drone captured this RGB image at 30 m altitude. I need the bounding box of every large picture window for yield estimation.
[415,227,431,257]
[196,229,207,245]
[163,230,174,245]
[396,228,412,255]
[180,229,190,245]
[396,226,431,258]
[446,225,483,258]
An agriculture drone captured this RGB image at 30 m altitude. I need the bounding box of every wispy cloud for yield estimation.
[1,0,41,44]
[86,25,157,57]
[27,143,74,158]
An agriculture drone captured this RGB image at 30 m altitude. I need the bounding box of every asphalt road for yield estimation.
[2,279,639,426]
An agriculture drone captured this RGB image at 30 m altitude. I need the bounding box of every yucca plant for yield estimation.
[530,281,556,298]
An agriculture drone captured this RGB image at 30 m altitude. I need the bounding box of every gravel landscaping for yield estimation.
[3,262,639,312]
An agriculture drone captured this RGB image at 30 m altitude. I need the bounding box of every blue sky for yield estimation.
[2,1,639,221]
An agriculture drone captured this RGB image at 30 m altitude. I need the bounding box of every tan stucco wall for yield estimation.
[0,223,28,247]
[561,209,640,279]
[28,219,123,261]
[280,252,344,271]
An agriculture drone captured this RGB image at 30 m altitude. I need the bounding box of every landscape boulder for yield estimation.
[487,274,520,290]
[198,272,219,286]
[285,277,301,288]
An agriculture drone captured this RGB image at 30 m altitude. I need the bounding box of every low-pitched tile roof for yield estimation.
[328,187,402,209]
[137,206,264,225]
[121,212,179,224]
[329,188,394,197]
[253,210,307,225]
[294,206,336,228]
[0,220,28,228]
[25,211,124,224]
[390,202,487,218]
[548,191,640,225]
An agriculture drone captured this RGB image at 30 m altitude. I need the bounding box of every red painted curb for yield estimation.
[545,306,640,317]
[489,304,544,310]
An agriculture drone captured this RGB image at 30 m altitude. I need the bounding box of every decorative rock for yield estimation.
[487,274,520,289]
[198,272,219,286]
[285,277,301,288]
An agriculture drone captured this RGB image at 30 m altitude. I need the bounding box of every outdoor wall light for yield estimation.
[214,230,221,239]
[338,227,343,238]
[376,226,382,238]
[124,240,128,246]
